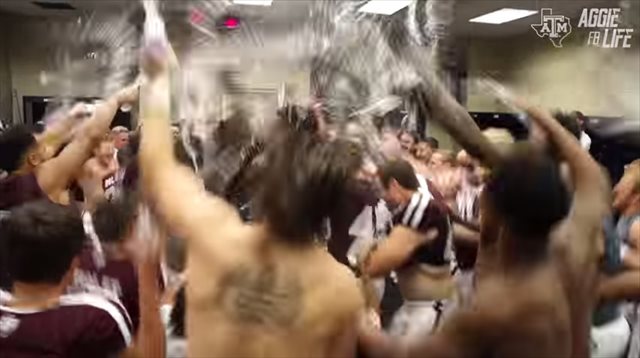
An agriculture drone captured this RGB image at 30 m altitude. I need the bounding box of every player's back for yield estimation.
[471,265,572,358]
[187,224,364,358]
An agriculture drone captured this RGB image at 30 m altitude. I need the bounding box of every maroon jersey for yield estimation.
[70,247,140,332]
[392,181,452,267]
[0,290,131,357]
[0,173,46,210]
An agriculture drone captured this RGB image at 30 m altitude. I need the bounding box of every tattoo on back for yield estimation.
[218,265,302,327]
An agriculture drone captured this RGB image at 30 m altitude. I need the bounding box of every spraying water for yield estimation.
[41,9,138,104]
[42,0,459,183]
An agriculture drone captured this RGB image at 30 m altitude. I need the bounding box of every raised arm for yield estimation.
[515,102,610,221]
[413,81,502,169]
[76,159,108,211]
[122,210,166,358]
[37,88,136,196]
[138,54,239,242]
[35,103,89,155]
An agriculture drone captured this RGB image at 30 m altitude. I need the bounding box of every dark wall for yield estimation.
[591,135,639,185]
[23,96,132,129]
[469,112,640,185]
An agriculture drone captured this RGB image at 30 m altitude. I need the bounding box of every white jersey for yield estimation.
[580,131,592,151]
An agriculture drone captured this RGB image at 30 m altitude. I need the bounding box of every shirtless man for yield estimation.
[612,159,640,268]
[429,150,461,210]
[363,159,453,341]
[602,159,640,358]
[398,131,418,154]
[413,141,432,164]
[396,130,429,178]
[139,55,364,357]
[77,135,120,207]
[437,83,609,358]
[0,88,137,209]
[359,84,609,358]
[413,137,438,165]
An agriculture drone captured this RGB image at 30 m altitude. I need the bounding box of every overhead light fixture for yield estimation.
[232,0,272,6]
[469,8,537,24]
[358,0,411,15]
[32,1,76,10]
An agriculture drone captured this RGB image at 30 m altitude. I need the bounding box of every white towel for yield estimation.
[82,211,105,269]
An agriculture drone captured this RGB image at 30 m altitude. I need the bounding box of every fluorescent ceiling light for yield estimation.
[232,0,272,6]
[469,8,537,24]
[358,0,411,15]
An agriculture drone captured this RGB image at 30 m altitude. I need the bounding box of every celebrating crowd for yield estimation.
[0,34,639,358]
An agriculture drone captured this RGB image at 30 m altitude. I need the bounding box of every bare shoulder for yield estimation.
[470,282,518,324]
[334,255,363,291]
[77,158,103,179]
[189,221,253,269]
[313,251,364,305]
[447,279,570,357]
[474,274,566,326]
[303,251,365,325]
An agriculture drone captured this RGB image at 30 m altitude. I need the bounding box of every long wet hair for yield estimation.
[253,128,363,243]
